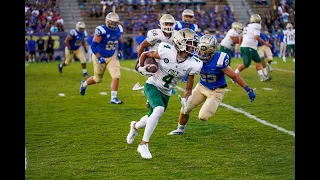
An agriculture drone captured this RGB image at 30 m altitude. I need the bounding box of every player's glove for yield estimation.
[97,56,106,64]
[137,64,154,77]
[178,95,188,114]
[117,51,123,59]
[244,86,256,102]
[84,48,88,53]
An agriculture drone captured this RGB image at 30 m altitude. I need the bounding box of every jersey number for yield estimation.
[163,44,171,49]
[106,40,118,51]
[162,74,174,88]
[200,74,216,83]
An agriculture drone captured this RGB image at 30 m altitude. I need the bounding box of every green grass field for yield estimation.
[25,57,295,180]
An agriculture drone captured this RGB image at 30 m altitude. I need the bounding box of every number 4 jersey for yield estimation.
[146,42,203,96]
[94,24,123,58]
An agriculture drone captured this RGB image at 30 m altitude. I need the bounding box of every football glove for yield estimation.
[178,95,188,114]
[117,51,123,59]
[97,56,106,64]
[137,64,155,77]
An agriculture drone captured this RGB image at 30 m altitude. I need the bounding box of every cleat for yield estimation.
[58,64,62,74]
[137,144,152,159]
[83,72,90,77]
[79,80,87,96]
[126,121,138,144]
[110,97,123,104]
[260,76,272,82]
[168,128,185,135]
[267,64,273,72]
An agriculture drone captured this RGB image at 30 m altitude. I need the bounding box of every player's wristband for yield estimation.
[91,41,99,54]
[244,85,251,93]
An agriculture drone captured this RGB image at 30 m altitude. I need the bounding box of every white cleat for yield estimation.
[137,144,152,159]
[126,121,138,144]
[260,76,272,82]
[168,128,185,135]
[282,57,286,62]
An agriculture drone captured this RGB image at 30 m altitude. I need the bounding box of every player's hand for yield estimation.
[178,95,188,114]
[248,89,256,102]
[137,64,154,77]
[265,42,272,48]
[117,51,123,59]
[97,56,106,64]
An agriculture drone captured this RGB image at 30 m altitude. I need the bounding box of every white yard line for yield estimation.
[272,68,295,73]
[121,67,295,137]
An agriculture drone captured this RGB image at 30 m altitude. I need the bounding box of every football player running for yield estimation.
[134,14,177,108]
[233,14,272,82]
[126,29,203,159]
[283,23,295,63]
[79,12,124,104]
[174,9,200,83]
[58,22,90,77]
[220,22,243,66]
[168,35,256,135]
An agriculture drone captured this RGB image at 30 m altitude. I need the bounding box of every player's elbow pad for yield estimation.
[118,42,124,51]
[91,41,99,54]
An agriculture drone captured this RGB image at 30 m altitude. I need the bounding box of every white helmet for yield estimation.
[286,23,293,30]
[231,22,244,34]
[250,14,261,24]
[76,22,85,33]
[159,14,175,33]
[182,9,194,24]
[173,28,199,58]
[105,12,120,31]
[196,34,218,61]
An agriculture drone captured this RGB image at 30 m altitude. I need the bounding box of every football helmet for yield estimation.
[105,12,120,31]
[76,22,86,33]
[196,34,217,61]
[286,23,293,30]
[159,14,175,33]
[231,22,243,34]
[182,9,194,24]
[250,14,261,24]
[173,28,199,58]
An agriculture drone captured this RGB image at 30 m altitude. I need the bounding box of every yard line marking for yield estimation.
[272,68,295,73]
[100,92,107,95]
[25,147,27,170]
[263,88,273,90]
[121,67,295,137]
[58,93,65,97]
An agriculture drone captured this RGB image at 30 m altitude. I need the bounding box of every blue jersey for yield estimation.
[174,21,199,34]
[199,52,229,90]
[28,40,36,51]
[258,32,268,47]
[68,29,86,50]
[93,24,123,58]
[277,33,285,43]
[87,35,93,46]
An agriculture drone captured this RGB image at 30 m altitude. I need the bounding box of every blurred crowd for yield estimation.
[25,0,64,34]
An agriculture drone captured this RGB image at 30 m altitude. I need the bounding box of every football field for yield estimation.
[25,58,295,179]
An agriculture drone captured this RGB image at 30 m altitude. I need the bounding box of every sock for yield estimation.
[142,106,165,142]
[82,69,87,74]
[82,81,88,87]
[178,123,186,130]
[263,68,268,76]
[135,115,148,129]
[257,70,264,76]
[111,91,117,99]
[234,69,240,74]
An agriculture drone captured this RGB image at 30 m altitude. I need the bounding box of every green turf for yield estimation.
[25,57,295,180]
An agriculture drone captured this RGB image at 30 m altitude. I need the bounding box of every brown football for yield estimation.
[144,57,158,73]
